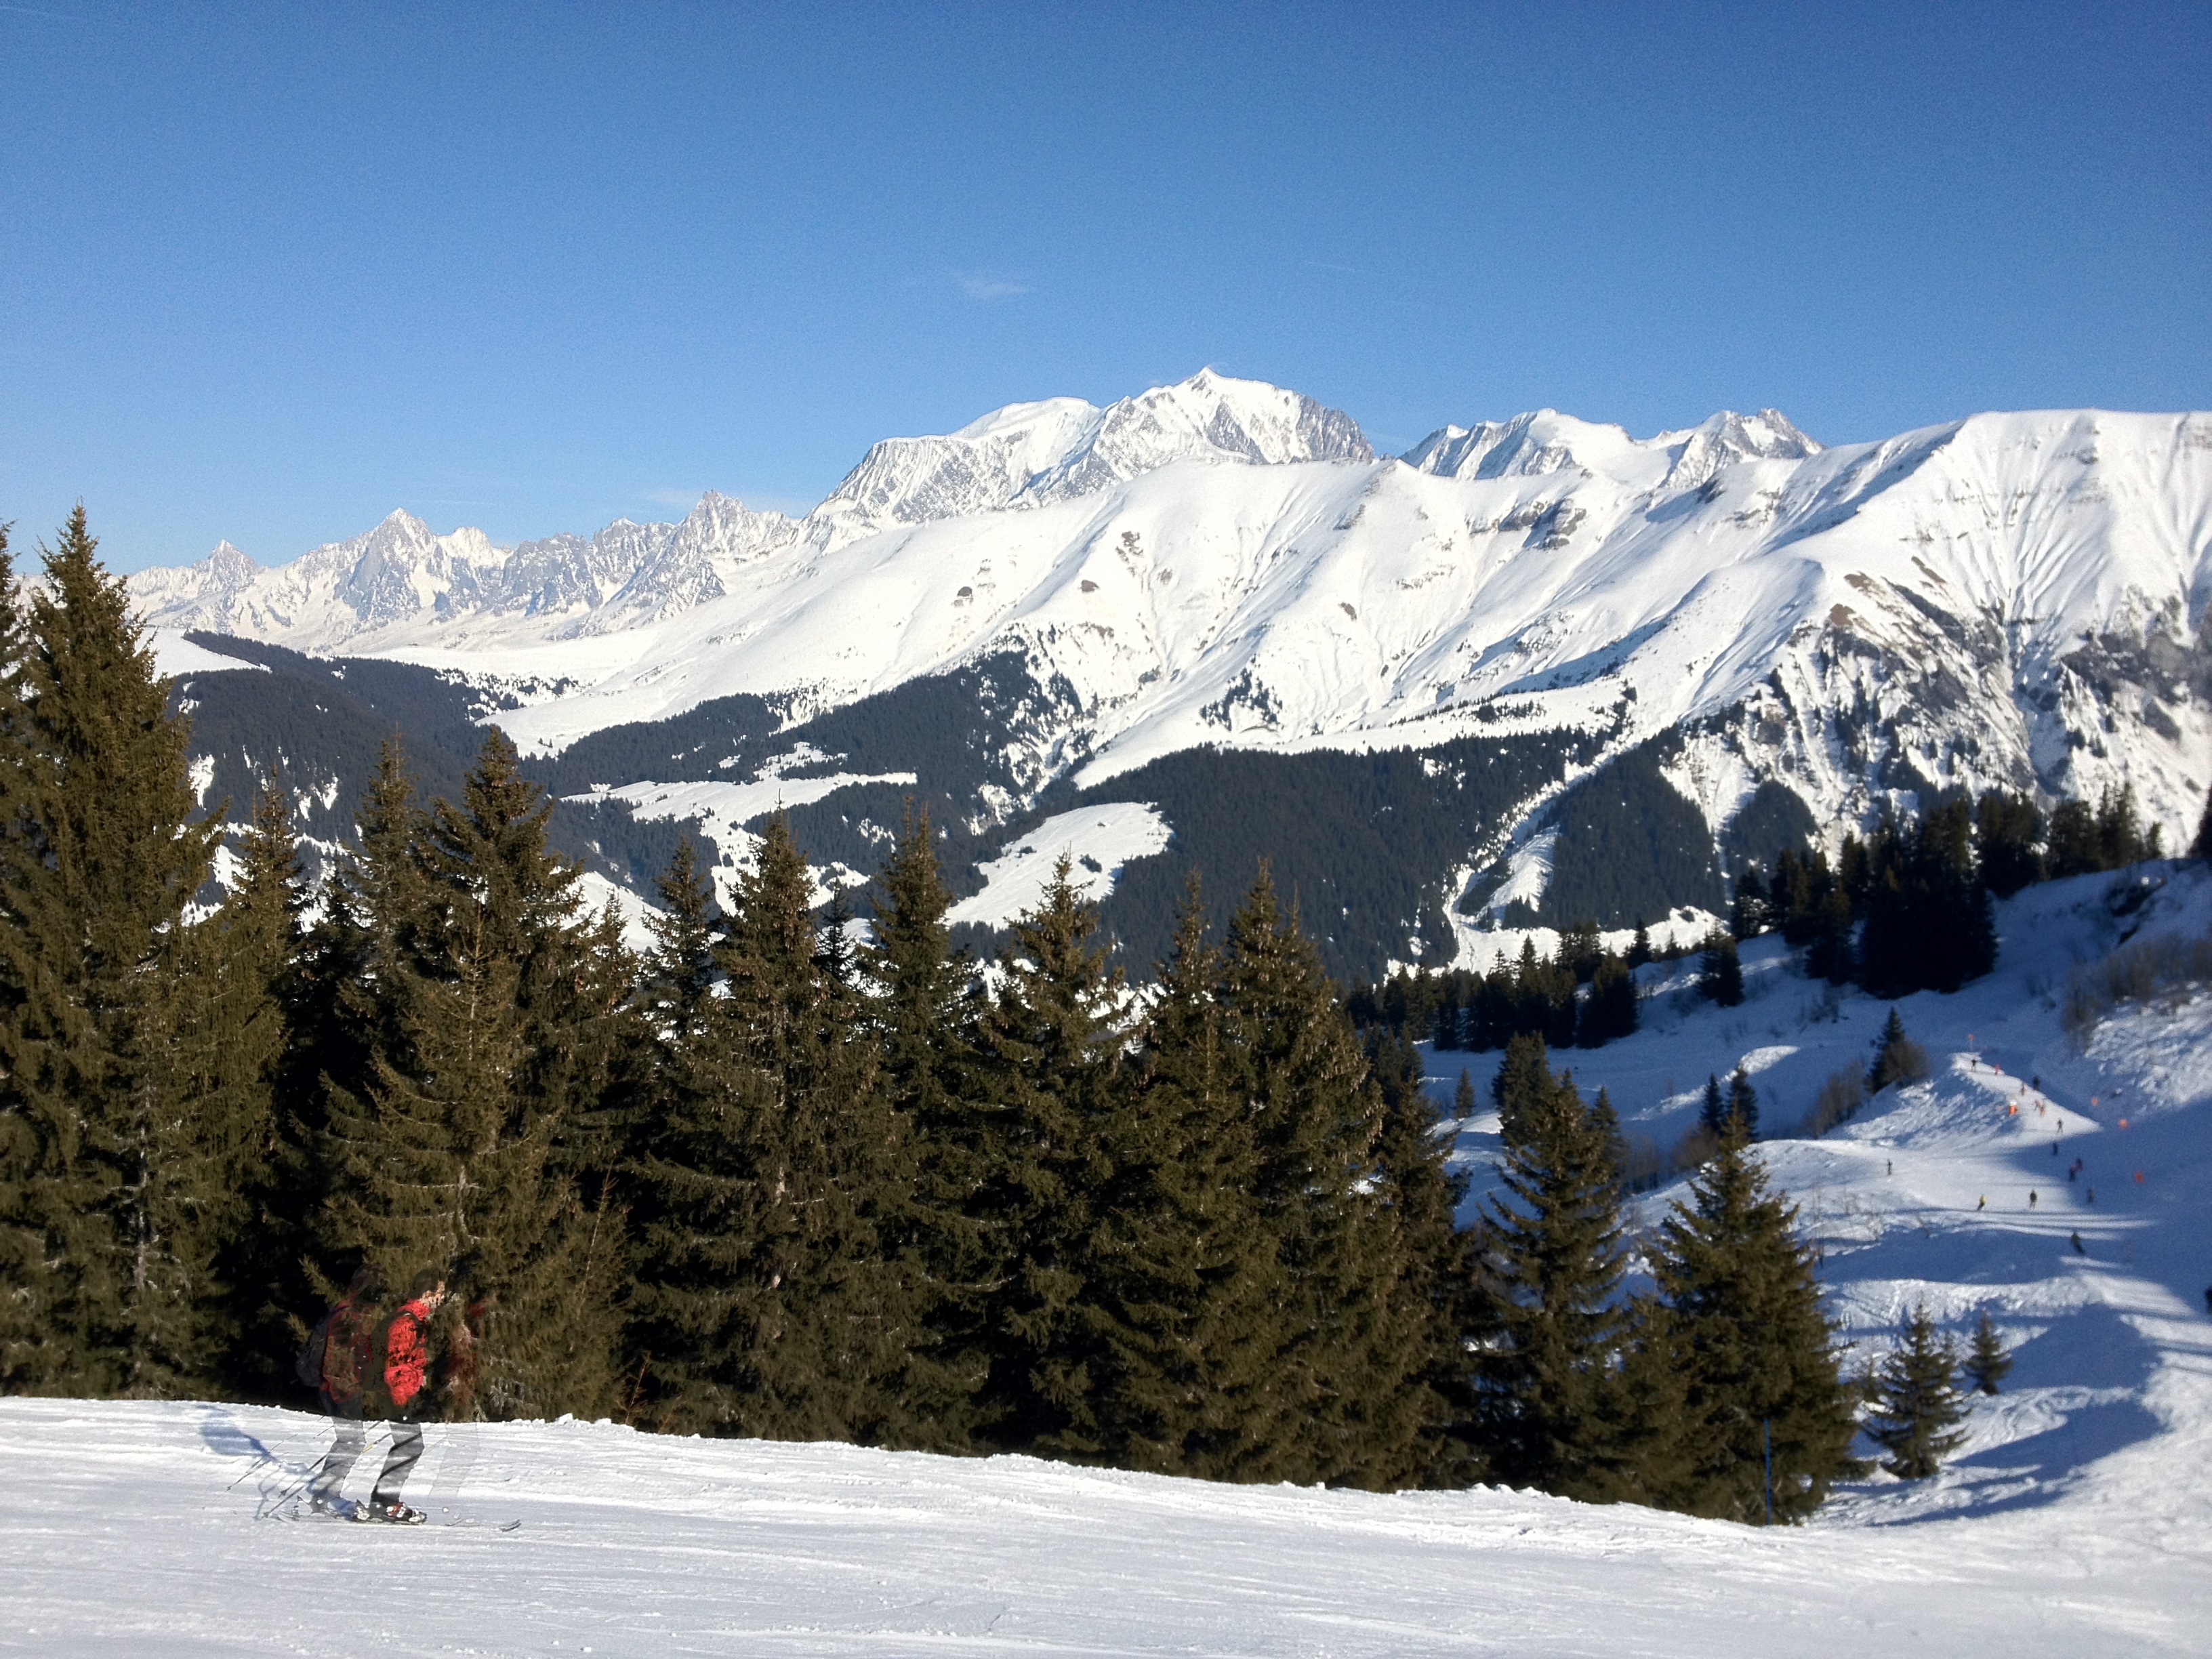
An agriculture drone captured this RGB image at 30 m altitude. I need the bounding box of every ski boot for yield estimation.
[354,1499,428,1525]
[307,1494,358,1521]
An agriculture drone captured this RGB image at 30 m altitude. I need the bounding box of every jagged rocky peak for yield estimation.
[1401,406,1819,491]
[1656,408,1822,491]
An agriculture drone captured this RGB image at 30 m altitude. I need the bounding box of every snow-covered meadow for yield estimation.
[5,863,2209,1656]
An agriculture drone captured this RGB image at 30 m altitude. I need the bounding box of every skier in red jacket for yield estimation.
[304,1264,385,1516]
[360,1270,451,1524]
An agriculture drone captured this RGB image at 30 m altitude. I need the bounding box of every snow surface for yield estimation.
[577,761,916,912]
[151,626,270,678]
[944,802,1172,932]
[7,863,2211,1655]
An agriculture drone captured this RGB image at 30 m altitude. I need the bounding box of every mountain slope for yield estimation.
[135,379,2212,973]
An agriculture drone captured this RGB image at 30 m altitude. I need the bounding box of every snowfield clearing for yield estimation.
[945,802,1174,932]
[5,864,2211,1656]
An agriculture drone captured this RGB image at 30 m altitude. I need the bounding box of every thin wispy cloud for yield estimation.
[957,270,1031,301]
[1304,258,1381,279]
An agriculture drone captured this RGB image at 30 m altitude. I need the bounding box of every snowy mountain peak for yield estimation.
[806,372,1372,546]
[1401,406,1819,491]
[1017,369,1373,504]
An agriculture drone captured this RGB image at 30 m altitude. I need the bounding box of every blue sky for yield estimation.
[4,1,2207,572]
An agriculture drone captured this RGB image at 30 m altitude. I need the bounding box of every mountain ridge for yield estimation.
[135,375,2212,975]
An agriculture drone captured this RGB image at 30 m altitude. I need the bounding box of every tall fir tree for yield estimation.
[1366,1020,1473,1487]
[1652,1117,1861,1521]
[969,854,1125,1456]
[861,806,989,1447]
[1092,874,1288,1479]
[323,729,628,1420]
[1467,1045,1658,1500]
[1725,1065,1759,1139]
[0,509,224,1395]
[174,775,302,1398]
[1218,865,1429,1487]
[633,816,908,1442]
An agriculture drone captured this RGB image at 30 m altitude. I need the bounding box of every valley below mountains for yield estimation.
[138,371,2212,979]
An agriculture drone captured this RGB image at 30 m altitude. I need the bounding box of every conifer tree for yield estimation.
[1652,1117,1860,1521]
[861,804,987,1446]
[1866,1301,1967,1478]
[636,817,907,1442]
[640,835,719,1038]
[175,776,302,1397]
[0,509,224,1395]
[324,729,628,1420]
[1467,1044,1656,1499]
[1867,1008,1930,1093]
[1492,1032,1555,1143]
[2192,781,2212,863]
[1725,1065,1759,1139]
[1367,1020,1473,1486]
[1218,864,1426,1486]
[1578,950,1637,1046]
[1974,790,2045,897]
[1698,929,1743,1006]
[1700,1073,1727,1139]
[1094,876,1287,1479]
[970,854,1125,1456]
[1963,1308,2012,1396]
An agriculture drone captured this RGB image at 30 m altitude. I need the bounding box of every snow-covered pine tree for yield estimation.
[1653,1115,1861,1521]
[2192,780,2212,862]
[1867,1301,1969,1478]
[1963,1308,2013,1397]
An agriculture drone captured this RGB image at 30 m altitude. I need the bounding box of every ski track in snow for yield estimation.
[5,865,2211,1655]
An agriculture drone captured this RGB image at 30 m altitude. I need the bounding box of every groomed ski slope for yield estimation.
[4,865,2210,1656]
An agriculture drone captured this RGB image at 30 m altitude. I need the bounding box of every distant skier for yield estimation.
[302,1265,386,1517]
[2070,1232,2085,1254]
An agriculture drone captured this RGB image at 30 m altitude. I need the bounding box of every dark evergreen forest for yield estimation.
[0,512,1888,1519]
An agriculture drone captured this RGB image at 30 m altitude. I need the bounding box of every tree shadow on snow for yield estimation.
[1856,1302,2167,1525]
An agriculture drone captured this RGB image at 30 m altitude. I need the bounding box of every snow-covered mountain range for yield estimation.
[138,370,2212,966]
